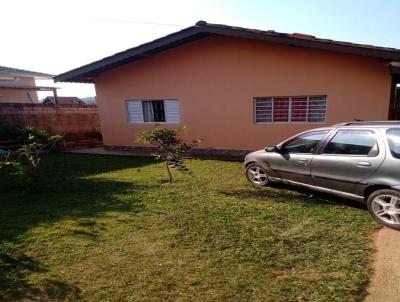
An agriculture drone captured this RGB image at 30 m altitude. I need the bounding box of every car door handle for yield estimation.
[357,161,371,167]
[297,159,308,165]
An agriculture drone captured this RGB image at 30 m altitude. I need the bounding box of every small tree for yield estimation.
[16,127,62,191]
[137,126,200,182]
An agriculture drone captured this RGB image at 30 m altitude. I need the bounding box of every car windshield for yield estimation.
[387,128,400,159]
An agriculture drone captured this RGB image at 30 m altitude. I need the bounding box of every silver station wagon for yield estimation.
[244,121,400,230]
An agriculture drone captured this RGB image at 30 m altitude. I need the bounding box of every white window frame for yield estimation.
[254,96,327,124]
[126,99,181,124]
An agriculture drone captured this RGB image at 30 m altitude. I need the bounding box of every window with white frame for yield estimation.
[126,99,180,124]
[254,96,327,123]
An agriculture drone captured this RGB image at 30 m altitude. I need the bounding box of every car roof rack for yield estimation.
[334,121,400,126]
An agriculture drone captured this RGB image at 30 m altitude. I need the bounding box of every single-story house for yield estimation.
[42,96,86,105]
[55,21,400,155]
[0,66,55,103]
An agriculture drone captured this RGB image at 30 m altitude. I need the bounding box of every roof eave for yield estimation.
[55,21,400,83]
[203,25,400,61]
[54,26,207,83]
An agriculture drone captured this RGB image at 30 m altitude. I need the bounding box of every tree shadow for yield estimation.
[0,154,156,300]
[220,182,367,210]
[0,251,82,301]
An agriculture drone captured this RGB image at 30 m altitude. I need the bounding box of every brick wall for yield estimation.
[0,103,101,147]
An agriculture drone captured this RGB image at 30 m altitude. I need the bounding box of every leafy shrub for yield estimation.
[16,127,62,191]
[137,126,200,182]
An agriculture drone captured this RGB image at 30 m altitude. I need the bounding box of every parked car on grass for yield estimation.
[245,121,400,230]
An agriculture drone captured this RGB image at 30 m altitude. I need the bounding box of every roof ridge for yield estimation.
[55,20,400,83]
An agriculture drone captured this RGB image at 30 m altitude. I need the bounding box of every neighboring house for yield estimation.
[55,21,400,153]
[0,66,55,103]
[43,96,86,105]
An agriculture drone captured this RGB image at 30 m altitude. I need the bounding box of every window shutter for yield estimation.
[164,100,180,124]
[126,100,144,123]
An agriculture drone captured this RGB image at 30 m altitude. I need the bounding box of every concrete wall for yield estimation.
[0,76,39,103]
[0,103,100,142]
[95,35,392,151]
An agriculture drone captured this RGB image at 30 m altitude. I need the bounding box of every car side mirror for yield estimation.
[265,146,279,153]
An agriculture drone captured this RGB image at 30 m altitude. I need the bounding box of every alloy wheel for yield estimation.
[247,165,268,185]
[371,194,400,226]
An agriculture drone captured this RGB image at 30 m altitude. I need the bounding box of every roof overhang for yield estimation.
[390,62,400,75]
[55,21,400,83]
[0,84,58,91]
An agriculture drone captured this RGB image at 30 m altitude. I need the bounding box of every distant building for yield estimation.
[0,66,54,103]
[43,96,86,105]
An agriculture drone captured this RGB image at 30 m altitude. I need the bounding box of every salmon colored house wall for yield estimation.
[95,36,391,151]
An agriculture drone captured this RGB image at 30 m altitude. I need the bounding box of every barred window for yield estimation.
[255,96,327,123]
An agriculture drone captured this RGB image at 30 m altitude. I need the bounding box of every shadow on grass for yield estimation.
[220,182,367,210]
[0,251,82,301]
[0,154,155,300]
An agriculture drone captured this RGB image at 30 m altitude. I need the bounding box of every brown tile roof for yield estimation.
[55,21,400,83]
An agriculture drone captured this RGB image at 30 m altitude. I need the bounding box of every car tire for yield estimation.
[246,163,269,186]
[367,189,400,231]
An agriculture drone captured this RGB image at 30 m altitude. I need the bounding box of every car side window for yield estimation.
[387,128,400,159]
[322,130,378,156]
[281,131,328,154]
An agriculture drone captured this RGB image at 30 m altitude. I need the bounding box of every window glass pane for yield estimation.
[291,97,307,122]
[254,96,327,124]
[152,101,166,122]
[273,97,289,122]
[387,128,400,159]
[282,131,328,154]
[308,97,326,123]
[255,98,272,123]
[323,130,378,156]
[142,101,154,122]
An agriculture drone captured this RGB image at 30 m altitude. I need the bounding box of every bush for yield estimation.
[15,127,62,191]
[137,126,200,182]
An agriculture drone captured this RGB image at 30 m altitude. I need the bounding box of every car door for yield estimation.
[266,130,330,185]
[311,128,385,193]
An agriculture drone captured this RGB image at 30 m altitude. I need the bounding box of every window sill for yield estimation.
[128,122,180,125]
[255,122,327,125]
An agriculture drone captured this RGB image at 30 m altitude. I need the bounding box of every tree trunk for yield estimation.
[166,162,172,182]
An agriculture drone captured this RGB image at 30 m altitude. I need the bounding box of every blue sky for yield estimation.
[1,0,398,97]
[210,0,400,48]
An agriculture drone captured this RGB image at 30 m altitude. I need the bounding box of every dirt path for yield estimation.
[365,227,400,302]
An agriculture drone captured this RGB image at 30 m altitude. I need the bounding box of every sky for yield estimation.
[1,0,399,99]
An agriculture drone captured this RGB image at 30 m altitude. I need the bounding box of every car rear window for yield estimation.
[387,128,400,159]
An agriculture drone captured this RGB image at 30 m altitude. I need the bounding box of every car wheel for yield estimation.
[367,189,400,230]
[246,163,269,186]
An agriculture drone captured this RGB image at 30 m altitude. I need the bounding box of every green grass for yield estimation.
[0,154,377,301]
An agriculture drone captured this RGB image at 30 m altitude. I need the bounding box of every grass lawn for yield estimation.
[0,154,377,301]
